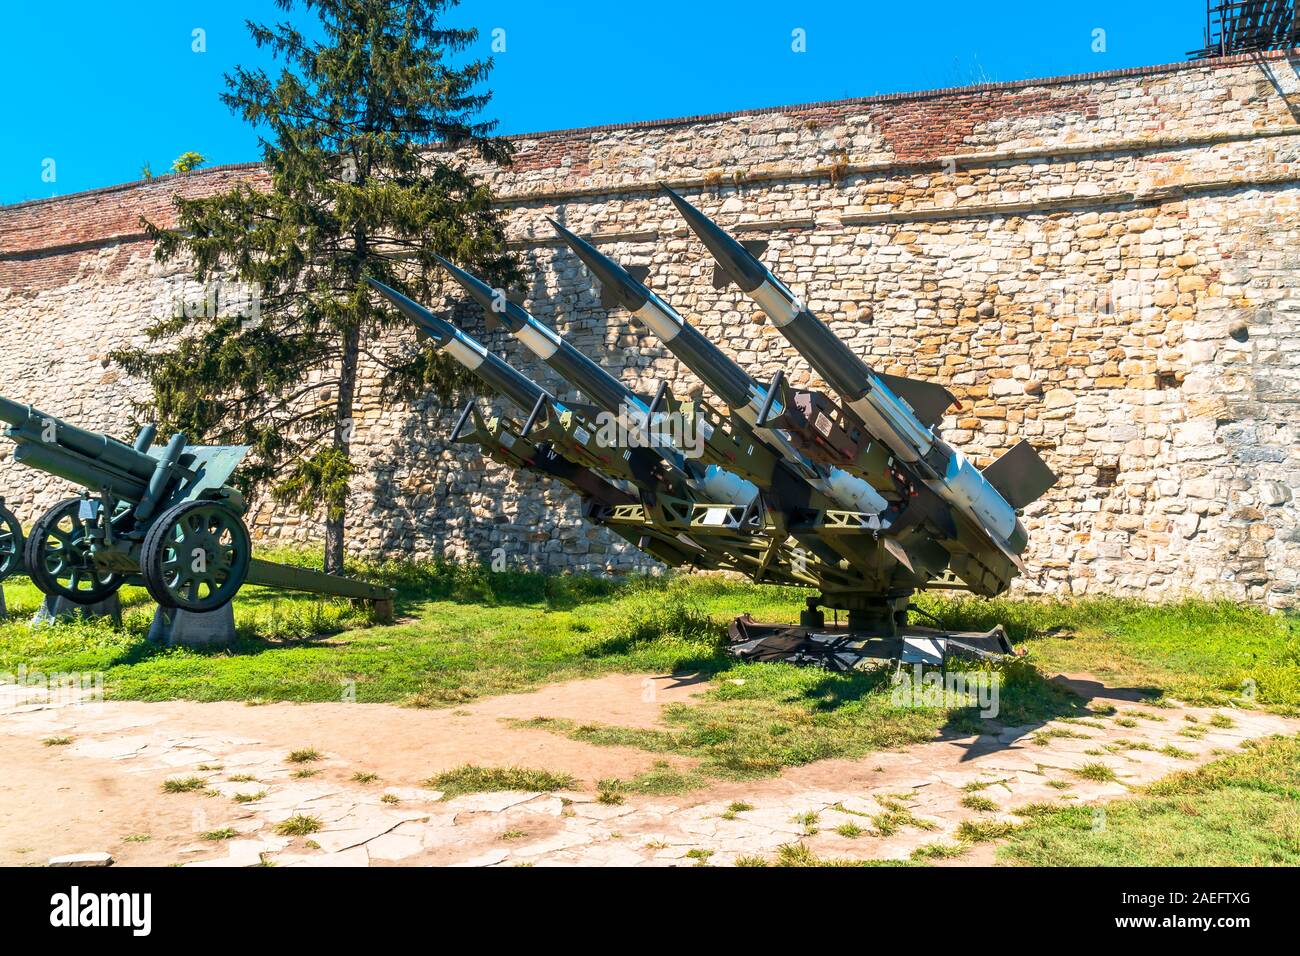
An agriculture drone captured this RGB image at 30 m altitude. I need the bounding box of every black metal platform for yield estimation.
[727,615,1016,671]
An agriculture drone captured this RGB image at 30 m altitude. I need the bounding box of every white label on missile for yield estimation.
[814,412,833,437]
[518,322,560,359]
[633,297,685,342]
[444,337,486,369]
[751,278,800,327]
[574,426,590,445]
[499,432,516,448]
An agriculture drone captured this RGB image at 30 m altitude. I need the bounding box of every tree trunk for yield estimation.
[324,323,361,574]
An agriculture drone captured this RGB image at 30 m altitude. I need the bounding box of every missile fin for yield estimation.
[599,283,621,310]
[881,536,914,573]
[625,265,651,286]
[876,373,957,429]
[712,241,767,287]
[982,439,1058,509]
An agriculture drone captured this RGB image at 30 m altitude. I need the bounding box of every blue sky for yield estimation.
[1,0,1206,205]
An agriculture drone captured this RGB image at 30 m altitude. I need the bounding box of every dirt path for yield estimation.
[2,673,1295,867]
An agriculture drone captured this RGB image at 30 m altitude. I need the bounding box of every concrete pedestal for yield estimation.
[31,592,123,626]
[148,603,238,647]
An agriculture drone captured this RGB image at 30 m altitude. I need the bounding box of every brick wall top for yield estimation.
[2,48,1296,265]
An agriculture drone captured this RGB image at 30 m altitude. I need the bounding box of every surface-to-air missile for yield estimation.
[660,188,1057,583]
[367,198,1056,652]
[431,256,758,509]
[368,279,818,581]
[0,395,394,616]
[424,257,892,596]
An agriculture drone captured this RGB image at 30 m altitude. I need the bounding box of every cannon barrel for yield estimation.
[0,394,159,491]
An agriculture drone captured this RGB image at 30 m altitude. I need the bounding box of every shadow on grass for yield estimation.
[341,553,645,612]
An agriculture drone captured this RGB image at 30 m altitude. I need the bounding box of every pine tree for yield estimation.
[114,0,519,573]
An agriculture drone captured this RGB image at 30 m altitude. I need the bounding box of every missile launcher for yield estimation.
[369,196,1057,649]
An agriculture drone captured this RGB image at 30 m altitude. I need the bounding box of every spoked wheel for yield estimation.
[141,500,251,612]
[23,498,123,604]
[0,499,23,583]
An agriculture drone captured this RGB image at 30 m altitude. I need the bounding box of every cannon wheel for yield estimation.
[141,500,251,612]
[0,499,23,583]
[24,498,124,604]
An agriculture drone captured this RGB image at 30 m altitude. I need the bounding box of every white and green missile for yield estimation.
[432,256,758,508]
[547,218,891,520]
[662,188,1057,558]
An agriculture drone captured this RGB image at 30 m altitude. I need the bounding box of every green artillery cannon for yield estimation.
[0,395,394,618]
[0,496,22,584]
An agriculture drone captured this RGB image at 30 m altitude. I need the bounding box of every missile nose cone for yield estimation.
[660,186,766,293]
[433,256,526,333]
[365,277,454,345]
[547,217,649,312]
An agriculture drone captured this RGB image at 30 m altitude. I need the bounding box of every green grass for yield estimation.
[287,748,321,764]
[508,650,1084,781]
[161,776,205,793]
[760,842,916,867]
[5,558,1299,832]
[911,842,967,860]
[914,592,1299,713]
[274,814,322,836]
[424,764,577,799]
[200,828,240,841]
[960,794,999,812]
[955,818,1019,842]
[1072,762,1120,782]
[999,735,1300,865]
[2,559,1295,718]
[42,736,72,747]
[595,761,705,798]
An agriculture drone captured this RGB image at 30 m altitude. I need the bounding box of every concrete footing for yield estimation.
[31,592,123,626]
[148,603,238,647]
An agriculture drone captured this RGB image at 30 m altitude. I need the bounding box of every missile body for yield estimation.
[664,189,1051,555]
[368,279,552,416]
[368,278,694,500]
[547,220,889,519]
[433,257,756,508]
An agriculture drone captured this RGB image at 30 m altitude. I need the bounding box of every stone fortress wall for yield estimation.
[1,52,1298,607]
